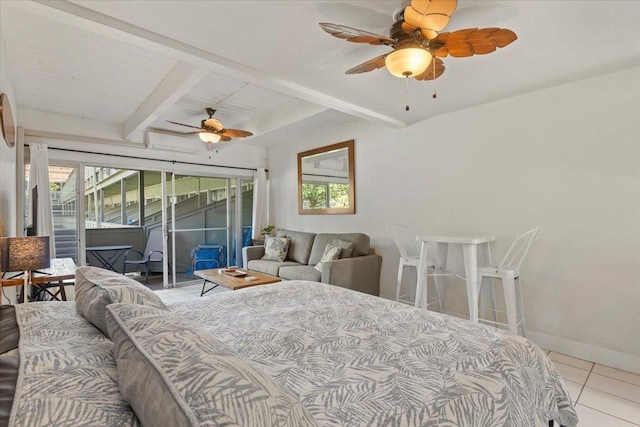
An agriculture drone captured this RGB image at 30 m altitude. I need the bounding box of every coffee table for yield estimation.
[195,268,281,296]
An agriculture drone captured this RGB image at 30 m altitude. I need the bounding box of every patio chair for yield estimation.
[122,229,165,284]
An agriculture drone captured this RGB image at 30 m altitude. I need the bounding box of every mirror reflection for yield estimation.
[298,140,355,215]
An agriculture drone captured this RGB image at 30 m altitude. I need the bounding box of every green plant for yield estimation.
[260,225,275,237]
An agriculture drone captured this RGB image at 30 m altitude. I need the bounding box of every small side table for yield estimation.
[0,258,77,303]
[30,258,77,301]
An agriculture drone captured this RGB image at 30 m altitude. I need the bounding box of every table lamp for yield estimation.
[0,236,51,289]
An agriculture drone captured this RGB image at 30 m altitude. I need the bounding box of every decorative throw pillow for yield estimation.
[314,244,342,272]
[331,239,354,259]
[106,304,317,427]
[262,236,289,262]
[75,266,168,337]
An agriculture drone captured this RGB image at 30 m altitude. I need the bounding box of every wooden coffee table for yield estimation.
[195,268,281,296]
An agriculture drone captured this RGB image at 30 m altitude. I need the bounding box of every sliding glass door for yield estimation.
[24,146,255,289]
[81,167,253,287]
[24,164,80,264]
[166,173,253,286]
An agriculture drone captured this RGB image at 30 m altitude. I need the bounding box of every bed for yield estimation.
[2,266,578,427]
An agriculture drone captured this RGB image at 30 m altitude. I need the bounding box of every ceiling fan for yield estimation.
[320,0,517,86]
[167,108,253,143]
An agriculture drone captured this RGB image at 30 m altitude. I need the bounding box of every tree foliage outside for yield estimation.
[329,183,349,208]
[301,183,327,209]
[302,182,350,209]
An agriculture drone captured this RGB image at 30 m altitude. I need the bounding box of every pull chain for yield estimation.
[432,60,437,99]
[405,76,410,111]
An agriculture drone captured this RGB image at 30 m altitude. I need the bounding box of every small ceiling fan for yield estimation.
[320,0,517,83]
[167,108,253,143]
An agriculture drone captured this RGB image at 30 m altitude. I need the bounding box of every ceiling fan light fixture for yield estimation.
[385,47,432,78]
[199,131,221,143]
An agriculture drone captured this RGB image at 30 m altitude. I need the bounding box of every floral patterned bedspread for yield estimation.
[170,281,578,427]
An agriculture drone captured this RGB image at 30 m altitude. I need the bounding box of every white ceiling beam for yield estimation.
[18,108,129,143]
[236,99,328,138]
[27,0,405,129]
[123,62,208,140]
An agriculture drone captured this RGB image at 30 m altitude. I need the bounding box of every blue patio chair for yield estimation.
[191,243,225,274]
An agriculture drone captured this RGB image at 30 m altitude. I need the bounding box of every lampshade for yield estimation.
[199,131,221,143]
[0,236,50,272]
[385,47,432,78]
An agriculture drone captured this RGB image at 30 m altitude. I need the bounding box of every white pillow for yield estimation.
[261,236,289,262]
[314,244,342,272]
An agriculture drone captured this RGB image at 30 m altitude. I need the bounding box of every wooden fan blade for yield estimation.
[166,120,202,130]
[219,129,253,138]
[319,23,396,46]
[220,135,232,142]
[403,0,457,37]
[345,54,388,74]
[431,28,517,57]
[413,57,445,81]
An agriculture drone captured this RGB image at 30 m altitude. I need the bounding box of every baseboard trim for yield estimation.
[525,330,640,375]
[438,309,640,375]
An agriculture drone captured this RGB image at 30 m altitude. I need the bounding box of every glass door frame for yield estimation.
[22,146,254,289]
[164,173,248,288]
[29,159,86,266]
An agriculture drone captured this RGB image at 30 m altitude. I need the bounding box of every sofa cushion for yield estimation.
[331,239,354,259]
[75,266,168,336]
[262,236,289,262]
[278,265,322,282]
[106,304,317,427]
[309,233,370,265]
[314,244,342,272]
[276,229,316,264]
[248,260,302,277]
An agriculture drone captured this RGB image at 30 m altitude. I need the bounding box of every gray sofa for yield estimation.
[242,229,382,295]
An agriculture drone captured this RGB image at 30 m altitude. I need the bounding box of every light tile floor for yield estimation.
[155,284,640,426]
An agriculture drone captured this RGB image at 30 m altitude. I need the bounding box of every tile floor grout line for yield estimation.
[591,370,640,388]
[581,383,640,405]
[575,363,595,404]
[580,384,640,424]
[577,403,640,426]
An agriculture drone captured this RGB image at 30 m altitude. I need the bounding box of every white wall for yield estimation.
[267,66,640,373]
[0,30,17,237]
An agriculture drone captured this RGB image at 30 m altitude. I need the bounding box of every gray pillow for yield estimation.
[331,239,354,259]
[106,304,317,427]
[314,244,342,272]
[262,236,289,262]
[75,266,167,337]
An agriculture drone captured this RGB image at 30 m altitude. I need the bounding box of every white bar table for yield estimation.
[415,234,495,323]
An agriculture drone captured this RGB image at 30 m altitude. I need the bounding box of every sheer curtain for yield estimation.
[251,168,268,240]
[28,143,56,256]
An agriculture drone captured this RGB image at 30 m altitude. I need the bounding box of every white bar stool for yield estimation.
[386,224,436,306]
[477,228,540,336]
